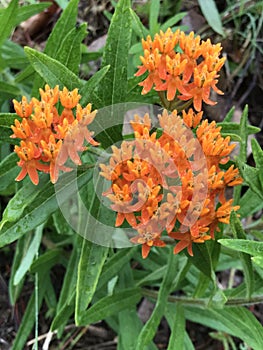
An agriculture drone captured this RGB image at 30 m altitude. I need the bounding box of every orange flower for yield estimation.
[12,85,99,184]
[135,28,225,112]
[100,110,242,258]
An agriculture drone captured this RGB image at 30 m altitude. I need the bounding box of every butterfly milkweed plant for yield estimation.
[1,0,263,349]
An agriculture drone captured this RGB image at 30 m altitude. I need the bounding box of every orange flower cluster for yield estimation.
[135,28,226,112]
[100,109,242,258]
[11,85,98,185]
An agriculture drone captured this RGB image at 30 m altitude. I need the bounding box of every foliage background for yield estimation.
[0,0,263,349]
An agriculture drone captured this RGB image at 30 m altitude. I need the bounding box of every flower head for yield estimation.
[12,85,99,184]
[135,28,226,112]
[100,109,241,258]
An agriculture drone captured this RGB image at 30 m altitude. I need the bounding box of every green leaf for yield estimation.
[30,248,64,273]
[188,243,213,279]
[0,170,92,247]
[98,0,132,106]
[197,0,224,36]
[161,12,187,32]
[0,81,21,98]
[15,2,51,25]
[9,234,32,305]
[0,0,18,47]
[251,138,263,168]
[0,113,18,145]
[130,8,148,38]
[185,306,263,349]
[79,65,110,107]
[219,238,263,257]
[136,250,177,349]
[237,159,263,199]
[238,188,263,218]
[11,272,48,350]
[2,40,28,70]
[56,23,87,74]
[229,211,254,298]
[218,122,260,137]
[44,0,79,57]
[166,303,186,350]
[98,247,137,289]
[252,256,263,268]
[149,0,160,36]
[25,47,82,89]
[14,224,43,285]
[75,239,109,325]
[78,287,141,326]
[0,153,19,194]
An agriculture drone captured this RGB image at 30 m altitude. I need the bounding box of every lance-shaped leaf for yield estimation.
[98,0,132,106]
[0,0,18,47]
[78,288,141,326]
[25,47,82,89]
[75,239,109,325]
[0,171,92,248]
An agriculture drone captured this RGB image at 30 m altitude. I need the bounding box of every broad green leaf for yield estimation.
[2,40,28,70]
[218,122,260,137]
[219,238,263,256]
[238,105,249,163]
[251,138,263,168]
[11,272,48,350]
[81,51,103,63]
[44,0,79,57]
[9,234,32,305]
[251,138,263,186]
[229,211,254,298]
[188,242,212,279]
[30,248,64,273]
[15,2,51,25]
[79,65,110,107]
[185,306,263,349]
[237,159,263,199]
[75,239,109,325]
[166,303,185,350]
[136,250,177,349]
[78,287,141,326]
[238,188,263,218]
[56,23,87,74]
[149,0,160,36]
[98,0,132,106]
[252,256,263,268]
[98,247,137,289]
[0,0,18,47]
[0,81,21,98]
[130,8,148,38]
[197,0,224,36]
[0,170,92,247]
[161,12,187,32]
[14,224,44,285]
[25,47,82,90]
[0,153,19,194]
[0,113,18,145]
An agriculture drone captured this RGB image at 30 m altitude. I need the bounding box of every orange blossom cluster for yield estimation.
[135,28,226,112]
[100,109,242,258]
[11,85,98,185]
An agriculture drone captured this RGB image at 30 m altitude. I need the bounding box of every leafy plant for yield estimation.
[0,0,263,349]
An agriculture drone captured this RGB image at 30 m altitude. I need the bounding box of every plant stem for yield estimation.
[141,288,263,307]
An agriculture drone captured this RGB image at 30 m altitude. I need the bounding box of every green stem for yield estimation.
[141,288,263,307]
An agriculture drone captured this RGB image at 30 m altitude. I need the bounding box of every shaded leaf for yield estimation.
[25,47,82,89]
[197,0,224,35]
